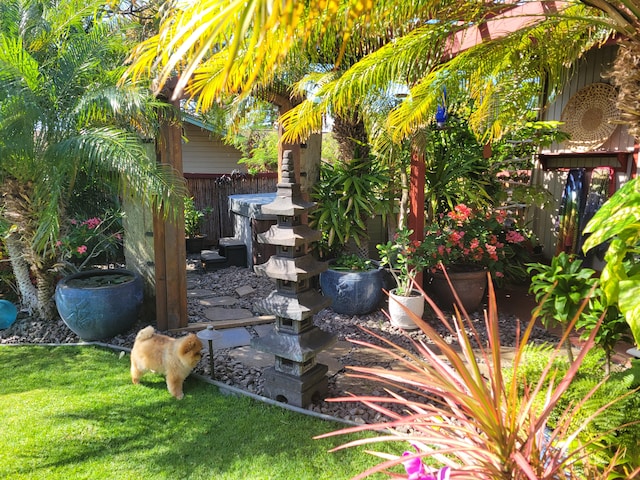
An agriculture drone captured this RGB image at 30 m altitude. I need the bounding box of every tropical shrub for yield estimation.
[582,177,640,346]
[317,280,637,479]
[527,252,598,362]
[310,155,391,255]
[513,347,640,476]
[577,298,632,374]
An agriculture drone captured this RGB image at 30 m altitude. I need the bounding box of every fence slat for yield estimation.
[185,173,278,248]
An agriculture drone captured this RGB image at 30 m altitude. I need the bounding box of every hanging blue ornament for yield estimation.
[435,87,448,128]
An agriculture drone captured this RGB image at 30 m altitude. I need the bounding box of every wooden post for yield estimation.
[154,93,187,330]
[408,146,425,287]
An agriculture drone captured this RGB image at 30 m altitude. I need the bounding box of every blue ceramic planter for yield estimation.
[320,262,385,315]
[55,269,143,341]
[0,300,18,329]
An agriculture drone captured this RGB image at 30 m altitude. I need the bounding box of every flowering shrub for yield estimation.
[422,204,533,283]
[55,211,124,274]
[377,228,430,296]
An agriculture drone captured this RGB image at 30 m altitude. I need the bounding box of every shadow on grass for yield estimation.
[0,345,388,480]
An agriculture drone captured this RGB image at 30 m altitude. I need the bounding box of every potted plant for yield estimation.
[319,253,385,316]
[184,196,211,253]
[422,204,533,312]
[53,211,144,341]
[312,156,392,315]
[377,228,429,329]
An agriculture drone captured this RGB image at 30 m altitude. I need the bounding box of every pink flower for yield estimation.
[402,447,451,480]
[485,243,498,261]
[55,240,62,247]
[448,231,464,246]
[83,217,102,230]
[77,245,87,254]
[447,203,472,223]
[506,230,525,243]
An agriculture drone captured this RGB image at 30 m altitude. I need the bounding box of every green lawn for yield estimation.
[0,345,393,479]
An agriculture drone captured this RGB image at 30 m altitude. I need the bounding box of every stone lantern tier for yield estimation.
[250,149,335,407]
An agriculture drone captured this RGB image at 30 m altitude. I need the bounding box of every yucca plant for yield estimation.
[317,272,639,479]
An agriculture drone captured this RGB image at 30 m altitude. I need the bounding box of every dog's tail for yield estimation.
[135,325,155,342]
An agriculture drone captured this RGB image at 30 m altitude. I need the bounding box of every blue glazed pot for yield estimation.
[55,269,143,341]
[320,262,385,315]
[0,300,18,329]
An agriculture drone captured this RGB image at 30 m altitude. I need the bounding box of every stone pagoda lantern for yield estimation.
[251,150,335,407]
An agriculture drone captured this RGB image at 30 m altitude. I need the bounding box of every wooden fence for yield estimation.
[184,172,278,248]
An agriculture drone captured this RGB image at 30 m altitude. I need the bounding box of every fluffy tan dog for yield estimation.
[130,326,203,399]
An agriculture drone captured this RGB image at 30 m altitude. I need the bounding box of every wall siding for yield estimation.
[182,123,245,174]
[532,44,637,259]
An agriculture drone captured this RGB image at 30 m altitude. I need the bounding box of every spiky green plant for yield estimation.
[316,274,639,479]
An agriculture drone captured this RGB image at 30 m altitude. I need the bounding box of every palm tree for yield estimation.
[123,2,615,140]
[0,0,186,320]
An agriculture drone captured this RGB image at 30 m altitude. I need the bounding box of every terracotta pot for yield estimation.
[388,289,423,330]
[425,266,488,312]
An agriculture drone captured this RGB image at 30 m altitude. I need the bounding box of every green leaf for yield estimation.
[618,279,640,345]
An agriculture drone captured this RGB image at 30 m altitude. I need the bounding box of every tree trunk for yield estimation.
[1,178,58,320]
[4,234,39,315]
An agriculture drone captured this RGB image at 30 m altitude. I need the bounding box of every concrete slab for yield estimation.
[316,350,343,376]
[204,307,253,321]
[199,296,237,307]
[236,285,255,297]
[187,289,216,298]
[209,327,252,350]
[253,323,275,337]
[228,345,275,368]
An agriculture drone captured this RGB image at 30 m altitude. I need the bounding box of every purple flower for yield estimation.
[402,448,450,480]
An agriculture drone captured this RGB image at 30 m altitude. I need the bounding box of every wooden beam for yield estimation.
[168,315,276,333]
[155,91,188,331]
[408,146,425,287]
[445,1,566,57]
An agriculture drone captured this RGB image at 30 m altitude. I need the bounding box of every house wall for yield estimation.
[531,44,638,260]
[182,123,245,174]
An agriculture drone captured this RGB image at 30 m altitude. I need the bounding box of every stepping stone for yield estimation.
[203,307,253,321]
[205,327,252,350]
[235,285,255,297]
[199,296,237,307]
[228,346,274,368]
[187,289,216,298]
[253,323,274,337]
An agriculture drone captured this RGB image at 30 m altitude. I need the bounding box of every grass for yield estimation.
[0,345,393,480]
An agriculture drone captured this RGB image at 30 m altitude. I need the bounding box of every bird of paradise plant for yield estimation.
[316,273,640,479]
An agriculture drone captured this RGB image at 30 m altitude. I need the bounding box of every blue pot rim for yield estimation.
[57,268,141,290]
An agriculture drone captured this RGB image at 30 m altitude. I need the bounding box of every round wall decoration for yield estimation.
[560,82,619,152]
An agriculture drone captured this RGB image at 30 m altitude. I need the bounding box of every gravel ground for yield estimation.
[0,263,559,424]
